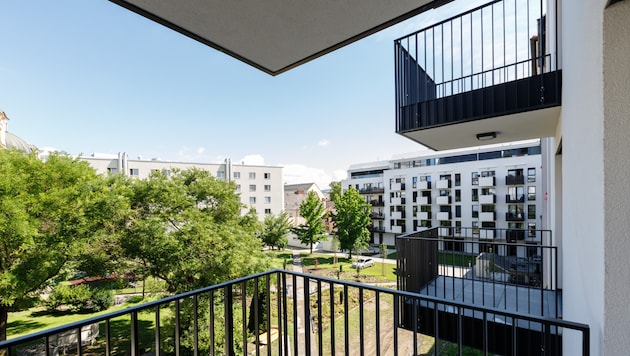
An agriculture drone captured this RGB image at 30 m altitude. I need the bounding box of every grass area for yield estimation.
[438,252,476,267]
[301,253,397,282]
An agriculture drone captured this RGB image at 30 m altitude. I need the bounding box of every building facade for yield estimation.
[82,153,284,221]
[343,140,547,247]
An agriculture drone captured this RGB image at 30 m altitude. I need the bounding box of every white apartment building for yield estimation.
[343,140,547,247]
[82,153,283,220]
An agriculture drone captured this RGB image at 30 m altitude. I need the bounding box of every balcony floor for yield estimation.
[418,275,561,323]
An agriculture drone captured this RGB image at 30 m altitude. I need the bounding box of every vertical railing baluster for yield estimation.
[393,294,399,356]
[224,286,234,356]
[292,274,298,356]
[330,281,335,355]
[375,292,381,356]
[106,319,111,356]
[359,288,365,356]
[129,313,137,356]
[155,305,161,356]
[241,281,247,356]
[209,290,215,356]
[344,284,349,356]
[193,295,199,356]
[317,280,323,356]
[253,278,259,356]
[175,299,181,356]
[304,276,311,355]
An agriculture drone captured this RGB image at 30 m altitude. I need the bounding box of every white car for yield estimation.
[352,258,374,269]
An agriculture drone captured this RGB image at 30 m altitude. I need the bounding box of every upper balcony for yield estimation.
[395,0,560,150]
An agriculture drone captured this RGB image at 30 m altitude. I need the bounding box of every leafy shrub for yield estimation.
[45,284,91,312]
[90,288,114,311]
[126,295,144,304]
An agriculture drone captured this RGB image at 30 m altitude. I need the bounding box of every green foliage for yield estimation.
[0,150,122,340]
[45,284,92,312]
[329,181,342,203]
[331,187,372,258]
[261,212,291,250]
[292,191,327,253]
[90,288,114,312]
[121,168,268,294]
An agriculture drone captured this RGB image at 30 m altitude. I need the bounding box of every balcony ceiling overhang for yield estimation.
[400,107,561,151]
[109,0,447,76]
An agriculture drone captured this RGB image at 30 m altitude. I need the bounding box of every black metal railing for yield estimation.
[0,269,589,356]
[397,227,558,319]
[359,187,385,194]
[395,0,560,132]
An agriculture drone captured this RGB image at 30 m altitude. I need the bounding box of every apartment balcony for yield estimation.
[389,225,404,234]
[0,268,589,356]
[370,225,386,233]
[506,212,526,221]
[437,211,451,221]
[418,195,431,205]
[391,182,402,191]
[391,211,404,220]
[506,174,526,185]
[369,200,385,207]
[370,212,385,220]
[436,179,451,189]
[359,186,385,194]
[479,176,496,187]
[390,197,402,205]
[394,0,561,150]
[436,196,451,205]
[418,180,431,190]
[506,193,526,203]
[418,211,430,220]
[480,211,496,222]
[479,194,496,204]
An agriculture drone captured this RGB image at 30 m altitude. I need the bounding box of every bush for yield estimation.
[45,284,91,312]
[90,288,114,312]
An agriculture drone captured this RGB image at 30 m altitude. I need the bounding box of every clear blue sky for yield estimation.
[0,1,481,189]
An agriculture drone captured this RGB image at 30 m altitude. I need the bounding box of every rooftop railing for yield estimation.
[1,269,588,355]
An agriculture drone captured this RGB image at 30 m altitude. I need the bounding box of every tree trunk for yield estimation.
[0,304,8,350]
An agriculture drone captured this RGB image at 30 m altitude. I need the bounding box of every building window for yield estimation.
[455,173,461,186]
[264,172,271,179]
[412,176,418,188]
[129,168,139,176]
[236,184,241,192]
[249,172,256,179]
[264,185,271,192]
[455,189,461,202]
[528,168,536,182]
[249,185,256,192]
[265,209,272,215]
[264,197,271,204]
[471,172,479,185]
[163,169,172,177]
[507,168,523,177]
[217,171,225,179]
[528,186,536,200]
[508,186,524,201]
[249,197,256,204]
[420,175,431,182]
[439,174,451,181]
[481,170,495,177]
[471,189,479,202]
[472,205,479,218]
[420,205,431,213]
[528,205,536,219]
[107,168,118,174]
[528,223,537,237]
[233,171,240,179]
[455,205,462,218]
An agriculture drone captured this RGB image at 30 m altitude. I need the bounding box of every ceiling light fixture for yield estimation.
[476,131,497,141]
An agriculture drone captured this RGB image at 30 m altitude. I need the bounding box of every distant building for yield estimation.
[342,139,547,247]
[283,183,327,227]
[82,153,283,221]
[0,110,37,154]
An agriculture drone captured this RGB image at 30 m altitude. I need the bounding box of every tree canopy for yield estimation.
[0,150,121,342]
[292,190,327,253]
[121,168,268,293]
[260,212,291,250]
[330,187,372,258]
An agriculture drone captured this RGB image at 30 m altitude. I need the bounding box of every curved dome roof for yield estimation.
[5,131,38,154]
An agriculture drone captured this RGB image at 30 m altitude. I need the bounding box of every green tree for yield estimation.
[292,191,327,254]
[121,168,268,294]
[329,181,342,203]
[260,212,291,250]
[0,150,117,342]
[331,187,371,258]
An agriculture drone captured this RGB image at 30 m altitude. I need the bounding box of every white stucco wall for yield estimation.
[603,1,630,354]
[560,0,605,354]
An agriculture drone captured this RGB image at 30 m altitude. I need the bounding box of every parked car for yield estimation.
[351,258,374,269]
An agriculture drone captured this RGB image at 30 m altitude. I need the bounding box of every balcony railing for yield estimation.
[506,174,526,185]
[359,187,385,194]
[0,269,589,356]
[395,0,560,136]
